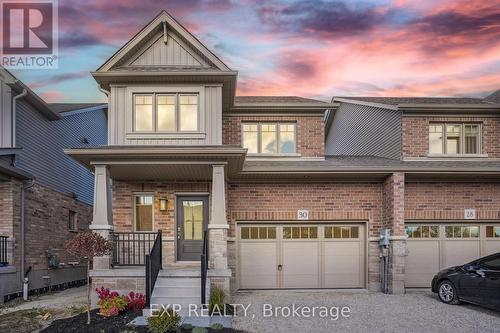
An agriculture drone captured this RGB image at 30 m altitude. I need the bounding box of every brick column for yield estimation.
[383,172,407,294]
[208,165,231,295]
[89,164,113,270]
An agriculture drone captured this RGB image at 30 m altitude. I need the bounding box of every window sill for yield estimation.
[126,132,206,140]
[426,154,489,158]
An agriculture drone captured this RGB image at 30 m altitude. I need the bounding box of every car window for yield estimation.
[481,256,500,270]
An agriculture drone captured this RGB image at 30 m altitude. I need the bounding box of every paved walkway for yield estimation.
[232,289,500,333]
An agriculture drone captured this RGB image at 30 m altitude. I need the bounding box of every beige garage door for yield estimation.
[238,224,365,289]
[405,223,500,288]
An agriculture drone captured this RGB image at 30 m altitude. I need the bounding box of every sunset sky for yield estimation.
[8,0,500,103]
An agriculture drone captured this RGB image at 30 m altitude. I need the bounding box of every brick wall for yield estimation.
[382,173,405,236]
[223,115,325,157]
[24,184,92,270]
[405,181,500,220]
[402,116,500,158]
[112,181,211,237]
[227,182,383,237]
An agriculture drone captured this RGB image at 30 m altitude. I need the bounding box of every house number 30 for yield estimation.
[297,210,309,220]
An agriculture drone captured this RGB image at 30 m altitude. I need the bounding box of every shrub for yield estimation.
[192,327,208,333]
[210,323,224,330]
[181,323,194,330]
[147,309,181,333]
[208,286,225,315]
[125,292,146,312]
[96,287,128,317]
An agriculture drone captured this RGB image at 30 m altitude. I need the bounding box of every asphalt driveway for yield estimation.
[231,289,500,333]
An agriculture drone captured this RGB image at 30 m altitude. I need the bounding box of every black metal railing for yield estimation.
[110,232,157,266]
[0,236,8,265]
[145,230,162,308]
[200,229,209,306]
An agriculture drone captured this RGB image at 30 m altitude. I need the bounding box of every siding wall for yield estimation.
[326,102,402,159]
[108,84,222,145]
[0,77,13,148]
[15,101,107,204]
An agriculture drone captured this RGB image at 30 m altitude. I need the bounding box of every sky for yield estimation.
[8,0,500,103]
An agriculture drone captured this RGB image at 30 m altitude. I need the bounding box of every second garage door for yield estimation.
[405,223,500,288]
[238,224,365,289]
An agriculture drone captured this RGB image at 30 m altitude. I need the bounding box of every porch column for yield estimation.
[89,164,113,269]
[208,165,231,293]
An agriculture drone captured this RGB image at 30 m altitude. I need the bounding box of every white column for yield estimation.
[208,164,229,271]
[90,164,113,269]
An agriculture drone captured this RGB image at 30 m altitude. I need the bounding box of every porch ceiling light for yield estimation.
[159,198,168,211]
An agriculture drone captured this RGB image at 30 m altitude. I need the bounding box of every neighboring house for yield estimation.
[64,11,500,310]
[0,67,107,302]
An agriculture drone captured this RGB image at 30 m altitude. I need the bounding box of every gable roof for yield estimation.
[49,103,107,114]
[231,96,336,112]
[235,96,329,105]
[96,11,231,72]
[484,90,500,104]
[335,96,491,105]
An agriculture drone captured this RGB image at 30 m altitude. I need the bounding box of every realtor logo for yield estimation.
[1,0,58,68]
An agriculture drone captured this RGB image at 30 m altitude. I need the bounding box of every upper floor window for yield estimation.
[134,93,199,132]
[242,123,296,155]
[429,123,481,155]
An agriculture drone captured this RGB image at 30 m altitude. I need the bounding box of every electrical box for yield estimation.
[379,229,390,246]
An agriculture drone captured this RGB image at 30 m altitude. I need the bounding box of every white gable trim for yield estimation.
[97,11,230,72]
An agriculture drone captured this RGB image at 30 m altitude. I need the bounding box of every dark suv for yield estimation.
[431,252,500,310]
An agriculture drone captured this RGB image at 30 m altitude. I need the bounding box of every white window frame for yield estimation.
[133,93,200,133]
[133,193,155,232]
[241,122,298,156]
[428,123,483,156]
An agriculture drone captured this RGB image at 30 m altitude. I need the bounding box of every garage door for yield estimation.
[405,223,500,288]
[238,224,365,289]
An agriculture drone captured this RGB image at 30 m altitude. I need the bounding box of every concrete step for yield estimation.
[155,277,201,287]
[159,268,200,277]
[152,286,201,298]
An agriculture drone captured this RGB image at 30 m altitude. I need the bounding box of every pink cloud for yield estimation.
[40,90,66,102]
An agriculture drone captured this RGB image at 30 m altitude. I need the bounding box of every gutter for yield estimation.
[12,88,27,146]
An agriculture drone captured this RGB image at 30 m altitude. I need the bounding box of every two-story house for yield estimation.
[65,11,500,310]
[0,67,107,302]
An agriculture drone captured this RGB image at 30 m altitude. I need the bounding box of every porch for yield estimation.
[65,146,247,307]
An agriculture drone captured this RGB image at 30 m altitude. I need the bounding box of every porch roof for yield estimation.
[64,146,247,180]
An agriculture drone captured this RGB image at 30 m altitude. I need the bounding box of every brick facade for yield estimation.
[223,115,325,157]
[402,116,500,158]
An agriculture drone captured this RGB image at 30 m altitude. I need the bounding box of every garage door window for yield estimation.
[486,226,500,238]
[283,226,317,239]
[241,226,276,239]
[445,225,479,238]
[405,225,439,238]
[324,226,359,239]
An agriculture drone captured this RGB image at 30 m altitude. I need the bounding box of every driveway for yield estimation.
[231,290,500,333]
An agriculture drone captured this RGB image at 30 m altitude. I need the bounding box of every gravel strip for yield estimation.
[231,290,500,333]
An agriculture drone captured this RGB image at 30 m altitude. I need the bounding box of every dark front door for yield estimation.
[177,196,208,261]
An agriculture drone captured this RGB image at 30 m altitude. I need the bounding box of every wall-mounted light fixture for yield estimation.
[159,198,168,211]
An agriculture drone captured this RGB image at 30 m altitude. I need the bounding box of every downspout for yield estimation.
[21,179,35,300]
[12,88,27,147]
[98,86,110,97]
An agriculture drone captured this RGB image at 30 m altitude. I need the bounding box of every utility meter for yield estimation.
[379,229,390,246]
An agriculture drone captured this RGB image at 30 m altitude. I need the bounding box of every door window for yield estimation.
[405,225,439,238]
[134,195,153,231]
[182,201,204,240]
[283,226,317,239]
[324,226,359,239]
[445,225,479,238]
[486,226,500,238]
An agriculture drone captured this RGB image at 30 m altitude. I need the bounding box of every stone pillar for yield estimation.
[208,164,231,295]
[89,164,113,270]
[383,172,407,294]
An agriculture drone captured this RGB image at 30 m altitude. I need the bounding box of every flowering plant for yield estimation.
[96,287,128,317]
[125,291,146,312]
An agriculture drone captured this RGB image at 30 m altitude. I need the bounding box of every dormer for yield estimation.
[93,11,237,146]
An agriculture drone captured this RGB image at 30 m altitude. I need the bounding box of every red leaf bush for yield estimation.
[125,291,146,312]
[96,287,128,317]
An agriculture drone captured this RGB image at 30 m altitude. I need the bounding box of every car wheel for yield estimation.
[438,280,460,305]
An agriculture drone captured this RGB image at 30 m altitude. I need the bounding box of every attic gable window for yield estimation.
[429,123,481,155]
[133,93,199,133]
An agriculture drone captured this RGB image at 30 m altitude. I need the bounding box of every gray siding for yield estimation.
[15,101,107,205]
[326,102,402,159]
[0,77,13,148]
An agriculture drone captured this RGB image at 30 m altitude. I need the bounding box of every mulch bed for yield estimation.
[41,309,242,333]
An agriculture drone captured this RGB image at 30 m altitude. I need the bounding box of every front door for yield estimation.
[177,196,208,261]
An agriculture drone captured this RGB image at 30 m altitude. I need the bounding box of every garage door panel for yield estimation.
[323,242,362,288]
[484,241,500,256]
[282,241,319,288]
[405,240,440,288]
[240,242,277,289]
[443,241,481,268]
